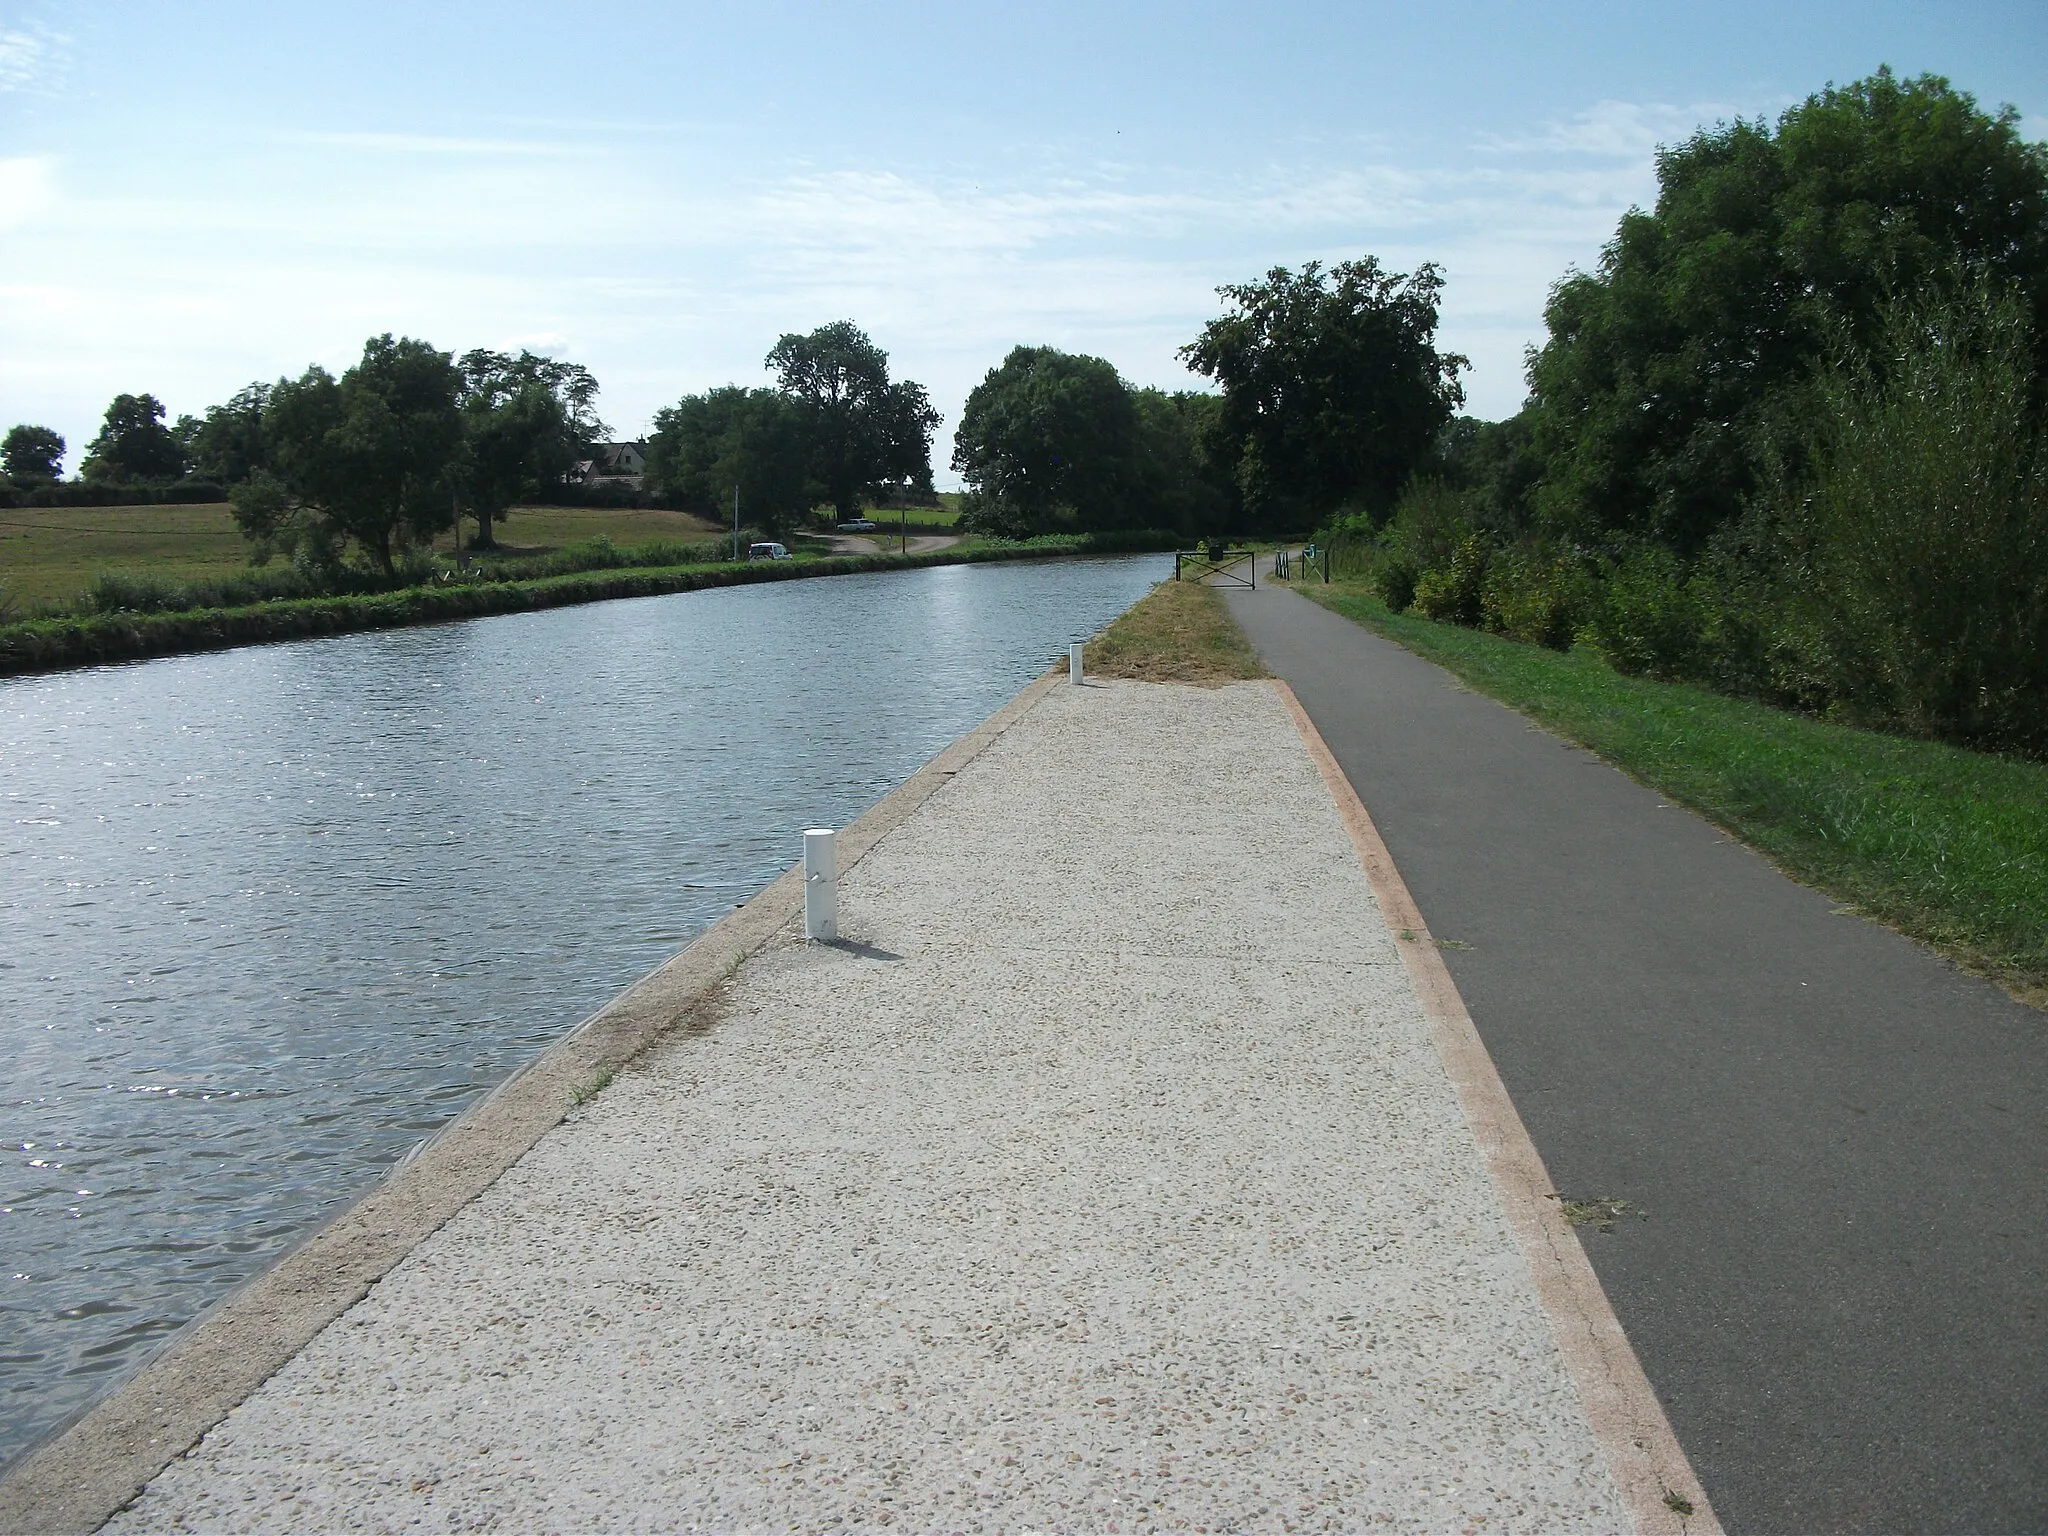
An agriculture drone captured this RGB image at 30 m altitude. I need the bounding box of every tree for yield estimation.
[80,393,188,483]
[1129,388,1241,535]
[1524,67,2048,552]
[765,321,940,520]
[1180,257,1466,528]
[455,350,606,549]
[233,335,464,578]
[951,346,1140,537]
[187,384,272,484]
[2,424,65,482]
[645,386,812,538]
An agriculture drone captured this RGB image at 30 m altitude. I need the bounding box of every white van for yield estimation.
[747,542,792,561]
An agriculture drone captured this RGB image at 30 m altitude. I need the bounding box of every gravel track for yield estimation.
[110,679,1625,1533]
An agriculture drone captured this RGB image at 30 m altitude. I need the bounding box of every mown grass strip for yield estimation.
[1085,578,1267,686]
[0,543,1129,678]
[1305,583,2048,1008]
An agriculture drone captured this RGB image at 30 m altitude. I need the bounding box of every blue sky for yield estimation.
[1,2,2042,479]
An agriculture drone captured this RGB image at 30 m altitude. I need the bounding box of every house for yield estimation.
[572,441,647,482]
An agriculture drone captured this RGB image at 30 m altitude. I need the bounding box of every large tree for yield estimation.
[80,393,188,483]
[645,386,812,538]
[232,335,464,577]
[765,321,940,520]
[455,350,605,549]
[1524,67,2048,552]
[1180,257,1466,528]
[951,346,1139,537]
[2,424,64,483]
[186,384,272,485]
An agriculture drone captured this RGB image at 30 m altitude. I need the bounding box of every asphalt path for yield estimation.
[1224,582,2047,1535]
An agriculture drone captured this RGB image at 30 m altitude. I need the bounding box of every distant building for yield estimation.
[572,441,647,482]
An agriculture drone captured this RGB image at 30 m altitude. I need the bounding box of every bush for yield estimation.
[1480,550,1582,650]
[87,565,322,615]
[1375,553,1419,612]
[1383,476,1473,573]
[1785,277,2048,753]
[523,480,661,509]
[1583,546,1704,679]
[1078,527,1180,553]
[0,480,229,508]
[1412,534,1490,625]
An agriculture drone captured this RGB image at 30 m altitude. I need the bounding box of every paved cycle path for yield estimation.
[1224,583,2047,1535]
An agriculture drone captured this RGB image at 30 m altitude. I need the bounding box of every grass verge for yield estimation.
[1086,578,1268,685]
[1304,582,2048,1008]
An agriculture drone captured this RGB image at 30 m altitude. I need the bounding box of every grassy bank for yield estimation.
[0,541,1139,678]
[1301,582,2048,1007]
[1086,578,1267,685]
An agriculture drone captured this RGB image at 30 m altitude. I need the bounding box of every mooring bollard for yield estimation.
[804,827,838,942]
[1069,642,1084,685]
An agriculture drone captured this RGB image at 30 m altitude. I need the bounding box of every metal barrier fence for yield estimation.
[1174,549,1255,588]
[1271,545,1331,583]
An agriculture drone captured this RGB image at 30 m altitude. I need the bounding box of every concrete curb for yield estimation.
[0,669,1066,1536]
[1272,679,1722,1536]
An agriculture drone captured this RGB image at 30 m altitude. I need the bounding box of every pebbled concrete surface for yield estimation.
[109,680,1626,1533]
[1225,582,2048,1535]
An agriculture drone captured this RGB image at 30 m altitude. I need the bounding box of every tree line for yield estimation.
[1332,67,2048,758]
[1,322,952,572]
[3,345,610,576]
[9,62,2041,758]
[3,274,1470,564]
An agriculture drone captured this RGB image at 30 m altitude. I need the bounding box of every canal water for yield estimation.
[0,554,1168,1468]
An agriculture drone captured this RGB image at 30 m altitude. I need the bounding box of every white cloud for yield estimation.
[1480,97,1765,160]
[0,23,63,93]
[0,156,56,228]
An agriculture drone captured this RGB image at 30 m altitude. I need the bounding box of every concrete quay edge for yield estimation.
[0,669,1067,1536]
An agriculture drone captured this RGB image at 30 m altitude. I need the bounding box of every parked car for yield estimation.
[747,542,793,561]
[835,518,877,532]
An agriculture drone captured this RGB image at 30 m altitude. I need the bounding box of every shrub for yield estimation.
[1375,553,1419,612]
[1785,277,2048,753]
[1384,476,1473,574]
[87,565,320,615]
[1480,550,1582,650]
[1583,546,1703,678]
[1412,534,1490,625]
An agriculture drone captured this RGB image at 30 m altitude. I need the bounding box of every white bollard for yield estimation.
[1069,641,1084,685]
[804,827,838,943]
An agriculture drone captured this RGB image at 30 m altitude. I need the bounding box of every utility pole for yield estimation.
[732,485,740,561]
[451,489,462,571]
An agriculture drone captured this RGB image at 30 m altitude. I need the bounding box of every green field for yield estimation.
[1299,581,2048,1009]
[0,504,252,607]
[0,502,725,612]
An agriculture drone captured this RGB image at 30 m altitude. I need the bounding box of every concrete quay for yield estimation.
[17,674,1710,1533]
